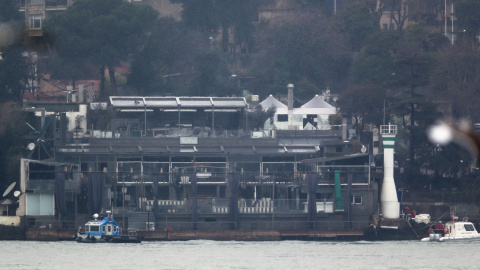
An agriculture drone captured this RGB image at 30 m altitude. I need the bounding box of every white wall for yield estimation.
[0,216,21,226]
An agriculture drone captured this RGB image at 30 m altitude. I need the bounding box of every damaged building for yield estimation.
[13,88,376,239]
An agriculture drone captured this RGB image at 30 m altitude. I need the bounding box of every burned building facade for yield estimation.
[16,94,377,235]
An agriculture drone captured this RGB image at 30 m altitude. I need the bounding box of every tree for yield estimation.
[250,105,275,131]
[338,84,386,140]
[255,13,351,100]
[0,0,22,22]
[172,0,259,53]
[335,0,381,51]
[393,24,435,163]
[128,18,202,96]
[429,40,480,121]
[408,0,446,28]
[192,50,231,96]
[455,0,480,41]
[354,23,444,174]
[354,31,401,86]
[43,0,159,97]
[0,103,29,191]
[0,0,23,50]
[0,45,30,101]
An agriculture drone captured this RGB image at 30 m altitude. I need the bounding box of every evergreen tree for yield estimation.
[43,0,159,97]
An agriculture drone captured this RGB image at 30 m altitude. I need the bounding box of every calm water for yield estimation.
[1,240,479,269]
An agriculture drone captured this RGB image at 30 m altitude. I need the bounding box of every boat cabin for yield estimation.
[444,221,479,238]
[84,212,120,237]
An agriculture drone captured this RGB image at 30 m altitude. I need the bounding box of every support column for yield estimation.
[191,173,197,230]
[334,171,343,211]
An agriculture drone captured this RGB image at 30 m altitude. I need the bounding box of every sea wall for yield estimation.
[0,225,25,240]
[25,229,77,241]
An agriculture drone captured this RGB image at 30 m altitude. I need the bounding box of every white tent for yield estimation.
[259,95,287,110]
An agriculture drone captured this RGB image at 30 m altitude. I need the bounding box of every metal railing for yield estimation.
[26,219,76,230]
[155,220,370,231]
[150,199,336,215]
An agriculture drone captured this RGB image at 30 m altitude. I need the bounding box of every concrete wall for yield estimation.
[0,216,21,226]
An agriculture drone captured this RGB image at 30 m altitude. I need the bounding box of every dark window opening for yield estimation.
[351,195,362,204]
[277,114,288,122]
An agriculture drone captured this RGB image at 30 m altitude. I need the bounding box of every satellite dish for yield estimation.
[27,143,35,151]
[2,182,16,197]
[13,191,21,197]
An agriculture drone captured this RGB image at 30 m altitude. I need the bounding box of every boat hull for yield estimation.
[439,235,480,242]
[75,234,141,243]
[421,234,480,242]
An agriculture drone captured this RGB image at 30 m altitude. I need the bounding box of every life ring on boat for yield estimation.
[444,227,449,234]
[428,228,434,234]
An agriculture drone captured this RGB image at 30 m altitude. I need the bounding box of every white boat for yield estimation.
[421,218,480,242]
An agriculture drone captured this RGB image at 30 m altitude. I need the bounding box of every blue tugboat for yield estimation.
[75,211,141,243]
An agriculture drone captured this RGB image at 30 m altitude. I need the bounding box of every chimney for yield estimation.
[287,84,294,111]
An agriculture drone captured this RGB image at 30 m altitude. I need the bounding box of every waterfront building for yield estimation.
[15,89,376,235]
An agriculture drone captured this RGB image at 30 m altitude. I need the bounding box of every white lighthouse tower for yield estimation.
[380,124,400,219]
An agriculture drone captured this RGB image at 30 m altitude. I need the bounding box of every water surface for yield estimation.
[1,240,478,269]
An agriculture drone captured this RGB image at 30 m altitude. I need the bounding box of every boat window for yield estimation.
[85,225,89,232]
[102,225,106,232]
[464,224,475,231]
[114,226,117,233]
[90,225,100,232]
[108,226,112,232]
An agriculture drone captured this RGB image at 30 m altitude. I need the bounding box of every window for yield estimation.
[26,193,54,215]
[351,195,362,204]
[277,114,288,122]
[464,224,476,231]
[102,225,105,232]
[90,225,100,232]
[29,14,42,29]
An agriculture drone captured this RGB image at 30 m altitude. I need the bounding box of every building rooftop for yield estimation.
[109,96,248,110]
